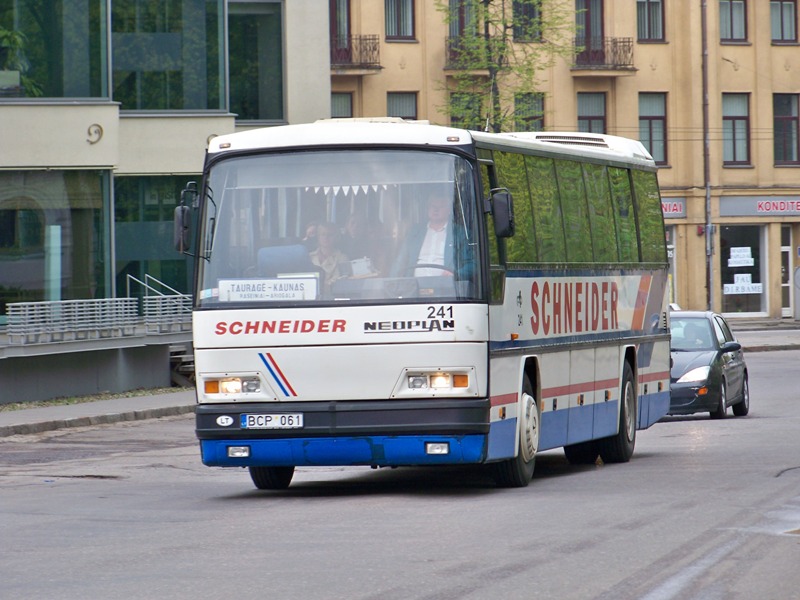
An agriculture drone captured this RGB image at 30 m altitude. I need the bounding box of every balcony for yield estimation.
[571,37,636,77]
[330,35,381,75]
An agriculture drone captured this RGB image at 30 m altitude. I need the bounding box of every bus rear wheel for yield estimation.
[249,466,295,490]
[492,375,539,488]
[597,362,636,464]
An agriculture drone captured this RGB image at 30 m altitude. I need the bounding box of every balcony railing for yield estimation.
[330,34,381,69]
[573,37,634,70]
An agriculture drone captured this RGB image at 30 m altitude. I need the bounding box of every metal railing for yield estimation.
[573,37,635,70]
[6,298,140,345]
[330,34,381,68]
[143,295,193,334]
[5,275,193,345]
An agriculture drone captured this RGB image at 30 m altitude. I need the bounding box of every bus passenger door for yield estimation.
[567,348,595,444]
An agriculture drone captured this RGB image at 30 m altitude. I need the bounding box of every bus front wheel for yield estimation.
[249,466,295,490]
[492,375,539,488]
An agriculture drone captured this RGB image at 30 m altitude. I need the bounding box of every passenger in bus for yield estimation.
[301,220,319,251]
[341,212,385,275]
[309,222,351,292]
[390,190,473,279]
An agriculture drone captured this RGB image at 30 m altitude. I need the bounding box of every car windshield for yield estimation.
[195,149,483,306]
[671,317,716,351]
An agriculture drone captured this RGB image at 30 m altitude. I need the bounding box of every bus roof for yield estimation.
[207,120,656,169]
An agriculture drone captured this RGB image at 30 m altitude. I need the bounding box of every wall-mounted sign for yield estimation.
[720,196,800,217]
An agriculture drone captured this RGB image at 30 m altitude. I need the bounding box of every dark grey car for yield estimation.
[669,311,750,418]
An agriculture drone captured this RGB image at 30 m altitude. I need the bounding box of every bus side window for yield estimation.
[554,159,592,263]
[632,170,668,263]
[608,167,639,263]
[495,151,536,264]
[526,155,565,263]
[582,163,619,263]
[480,162,505,304]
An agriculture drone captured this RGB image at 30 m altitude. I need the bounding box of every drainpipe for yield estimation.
[701,0,713,311]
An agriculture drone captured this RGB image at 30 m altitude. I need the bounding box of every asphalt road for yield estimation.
[1,351,799,600]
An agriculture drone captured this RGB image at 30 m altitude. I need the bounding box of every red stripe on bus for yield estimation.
[490,393,517,407]
[639,371,670,383]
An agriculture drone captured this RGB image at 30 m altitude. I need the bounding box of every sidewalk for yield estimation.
[1,324,798,439]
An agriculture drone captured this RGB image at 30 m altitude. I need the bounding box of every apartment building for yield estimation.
[2,0,800,321]
[333,0,800,318]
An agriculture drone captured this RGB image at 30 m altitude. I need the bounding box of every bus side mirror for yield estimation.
[174,205,191,252]
[174,182,197,252]
[491,189,515,238]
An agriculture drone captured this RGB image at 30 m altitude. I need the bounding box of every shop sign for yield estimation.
[661,197,685,219]
[723,273,762,295]
[720,196,800,217]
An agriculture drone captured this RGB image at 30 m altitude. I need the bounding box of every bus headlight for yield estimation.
[403,370,472,394]
[205,376,261,395]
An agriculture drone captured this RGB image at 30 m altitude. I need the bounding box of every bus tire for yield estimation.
[249,466,295,490]
[492,375,539,488]
[597,362,636,464]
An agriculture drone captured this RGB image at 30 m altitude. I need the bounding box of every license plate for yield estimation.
[241,413,304,429]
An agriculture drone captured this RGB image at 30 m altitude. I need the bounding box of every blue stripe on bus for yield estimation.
[200,435,486,467]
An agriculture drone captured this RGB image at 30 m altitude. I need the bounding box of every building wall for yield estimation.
[342,0,800,318]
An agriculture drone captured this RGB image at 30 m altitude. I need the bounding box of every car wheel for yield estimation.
[597,362,636,463]
[492,375,539,488]
[732,376,750,417]
[710,380,727,419]
[249,466,295,490]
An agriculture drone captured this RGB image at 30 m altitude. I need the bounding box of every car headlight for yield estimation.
[677,366,711,384]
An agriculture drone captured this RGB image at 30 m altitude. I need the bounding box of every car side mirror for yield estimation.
[490,189,515,238]
[720,341,741,352]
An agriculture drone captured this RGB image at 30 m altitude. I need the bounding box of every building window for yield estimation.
[719,225,765,313]
[387,92,417,119]
[639,93,667,164]
[450,92,483,131]
[514,93,544,131]
[229,2,283,121]
[577,92,606,134]
[114,176,194,297]
[112,0,224,110]
[720,0,747,42]
[771,0,797,42]
[0,170,111,309]
[513,1,542,42]
[637,0,665,41]
[331,93,353,118]
[774,94,800,164]
[0,0,108,98]
[723,93,750,165]
[386,0,414,40]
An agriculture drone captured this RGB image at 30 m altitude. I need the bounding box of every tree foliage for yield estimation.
[437,0,576,133]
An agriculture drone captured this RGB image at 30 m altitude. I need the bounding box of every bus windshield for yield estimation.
[196,149,483,306]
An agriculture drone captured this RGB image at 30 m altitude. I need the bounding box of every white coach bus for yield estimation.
[175,120,670,490]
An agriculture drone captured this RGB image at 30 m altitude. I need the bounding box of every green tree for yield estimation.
[438,0,576,133]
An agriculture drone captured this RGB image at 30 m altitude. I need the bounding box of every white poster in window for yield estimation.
[728,247,754,267]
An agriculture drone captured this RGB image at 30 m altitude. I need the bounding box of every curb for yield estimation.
[0,404,196,438]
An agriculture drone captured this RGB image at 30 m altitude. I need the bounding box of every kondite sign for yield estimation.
[720,196,800,217]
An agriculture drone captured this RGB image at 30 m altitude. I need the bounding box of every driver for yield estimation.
[391,190,455,277]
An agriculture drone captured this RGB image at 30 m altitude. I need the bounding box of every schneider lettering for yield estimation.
[215,319,346,335]
[363,319,455,333]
